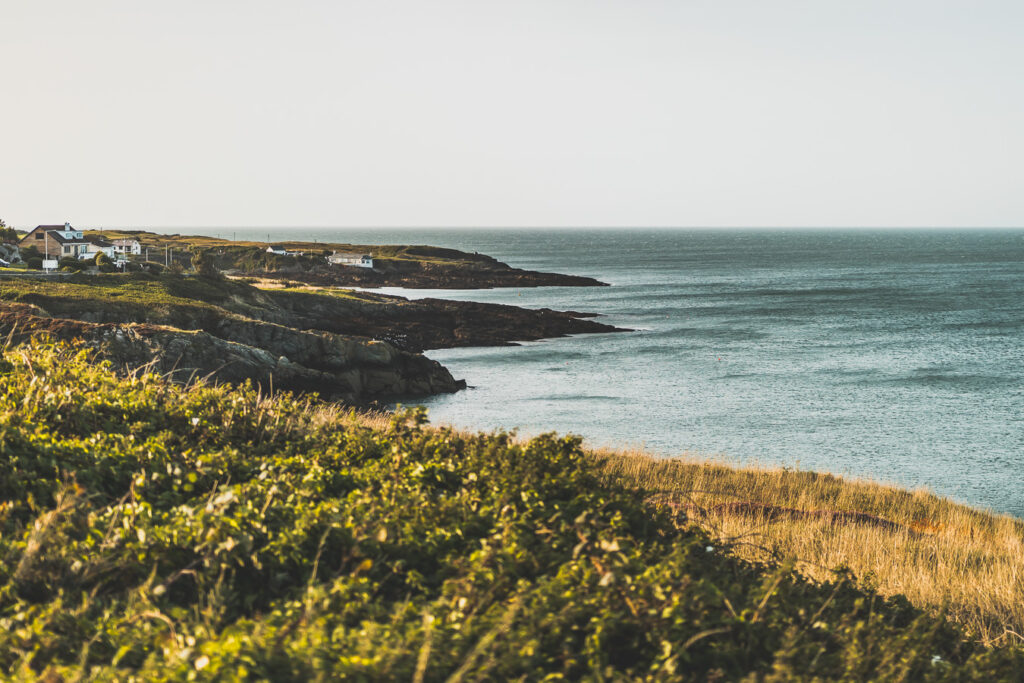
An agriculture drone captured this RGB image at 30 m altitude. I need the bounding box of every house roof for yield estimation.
[47,232,90,245]
[112,239,140,247]
[87,238,114,248]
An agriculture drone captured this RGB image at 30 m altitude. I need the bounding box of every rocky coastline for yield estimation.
[0,271,627,404]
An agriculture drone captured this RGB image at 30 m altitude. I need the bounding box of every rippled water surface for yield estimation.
[235,228,1024,516]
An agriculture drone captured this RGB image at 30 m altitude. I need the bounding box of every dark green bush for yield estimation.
[25,256,42,270]
[58,256,86,272]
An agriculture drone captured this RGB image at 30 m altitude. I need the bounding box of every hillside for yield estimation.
[0,342,1022,679]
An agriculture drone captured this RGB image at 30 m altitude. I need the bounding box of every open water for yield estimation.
[232,228,1024,516]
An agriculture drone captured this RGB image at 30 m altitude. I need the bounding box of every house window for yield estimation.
[36,233,43,239]
[63,246,71,254]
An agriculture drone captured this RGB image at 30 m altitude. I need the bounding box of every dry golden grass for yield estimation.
[594,447,1024,647]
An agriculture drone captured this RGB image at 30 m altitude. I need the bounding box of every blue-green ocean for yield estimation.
[233,228,1024,516]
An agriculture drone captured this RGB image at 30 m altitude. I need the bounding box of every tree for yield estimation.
[0,218,17,244]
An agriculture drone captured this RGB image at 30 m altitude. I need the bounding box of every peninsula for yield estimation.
[0,229,626,403]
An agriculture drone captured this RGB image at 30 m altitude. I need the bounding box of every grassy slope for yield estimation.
[0,343,1021,680]
[596,450,1024,648]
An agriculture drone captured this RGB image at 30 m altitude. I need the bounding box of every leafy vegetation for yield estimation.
[0,342,1021,679]
[0,219,18,244]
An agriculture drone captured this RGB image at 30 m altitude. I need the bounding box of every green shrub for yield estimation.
[25,256,42,270]
[58,256,86,272]
[94,251,116,273]
[0,342,1020,679]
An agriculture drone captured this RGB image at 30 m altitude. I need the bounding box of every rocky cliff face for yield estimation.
[11,275,627,355]
[262,290,626,352]
[0,303,463,403]
[0,244,21,264]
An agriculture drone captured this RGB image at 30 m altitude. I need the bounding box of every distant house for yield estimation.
[327,252,373,268]
[112,238,142,255]
[80,238,117,260]
[20,223,92,259]
[267,245,303,257]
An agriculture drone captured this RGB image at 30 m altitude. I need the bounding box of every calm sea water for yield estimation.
[230,228,1024,516]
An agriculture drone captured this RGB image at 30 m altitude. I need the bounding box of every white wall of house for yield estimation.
[79,246,117,260]
[327,253,373,268]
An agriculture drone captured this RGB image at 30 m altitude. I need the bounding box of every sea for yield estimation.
[228,228,1024,517]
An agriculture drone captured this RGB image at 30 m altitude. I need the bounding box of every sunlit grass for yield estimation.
[592,447,1024,647]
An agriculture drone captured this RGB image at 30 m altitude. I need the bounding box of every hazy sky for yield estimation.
[3,1,1022,228]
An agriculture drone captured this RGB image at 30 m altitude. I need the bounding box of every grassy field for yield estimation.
[595,450,1024,648]
[1,341,1021,679]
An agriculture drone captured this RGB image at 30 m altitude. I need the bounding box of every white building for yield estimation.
[327,252,373,268]
[112,238,142,255]
[80,239,117,260]
[267,245,304,257]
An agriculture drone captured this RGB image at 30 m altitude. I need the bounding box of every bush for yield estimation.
[25,256,42,270]
[58,256,86,272]
[94,251,116,273]
[190,248,222,279]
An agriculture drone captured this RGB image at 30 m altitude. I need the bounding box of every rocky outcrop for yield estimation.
[12,275,628,355]
[262,290,627,352]
[0,244,21,264]
[0,303,463,403]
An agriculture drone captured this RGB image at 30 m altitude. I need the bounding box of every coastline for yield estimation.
[0,232,629,404]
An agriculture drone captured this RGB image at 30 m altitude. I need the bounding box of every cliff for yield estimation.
[0,302,462,403]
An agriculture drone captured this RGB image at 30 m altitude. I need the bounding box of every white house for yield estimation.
[80,238,117,260]
[20,223,92,259]
[267,245,304,257]
[112,238,142,255]
[327,252,373,268]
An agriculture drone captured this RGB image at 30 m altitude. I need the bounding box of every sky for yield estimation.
[2,1,1023,229]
